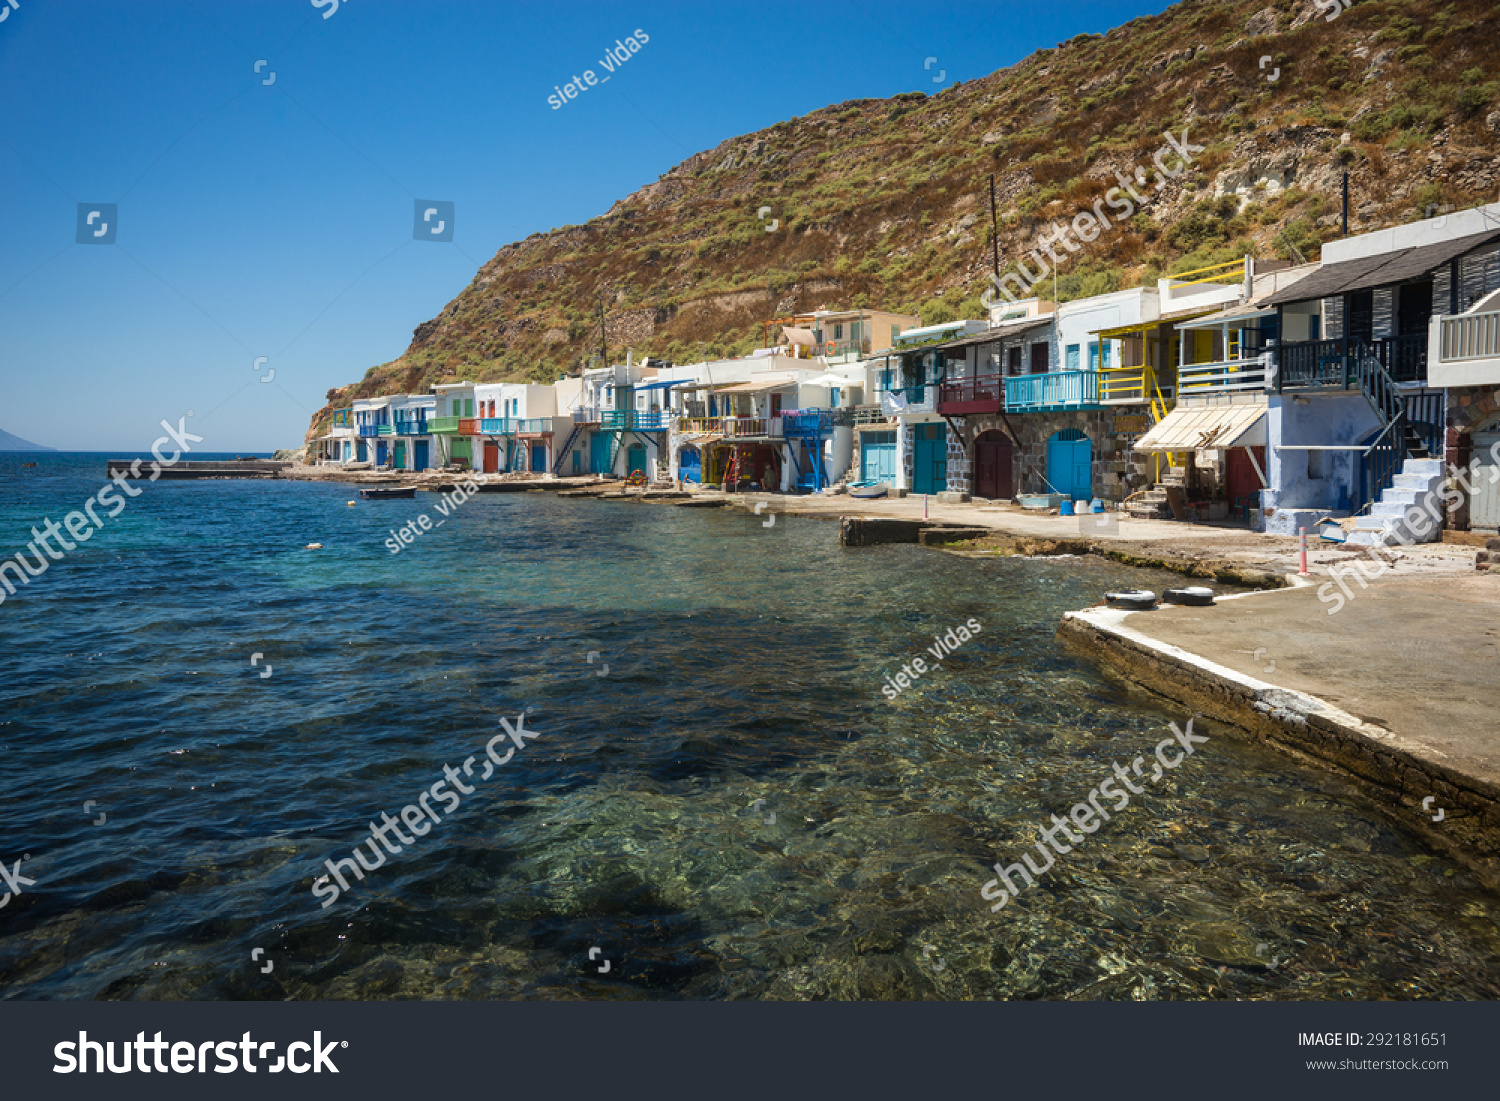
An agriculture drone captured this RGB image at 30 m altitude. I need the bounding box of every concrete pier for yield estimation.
[106,459,289,479]
[1057,574,1500,886]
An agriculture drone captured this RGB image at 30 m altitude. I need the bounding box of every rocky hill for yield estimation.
[307,0,1500,441]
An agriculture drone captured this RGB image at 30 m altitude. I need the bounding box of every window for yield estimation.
[830,388,841,408]
[1066,344,1081,370]
[464,399,474,417]
[891,324,900,345]
[834,323,844,340]
[1031,343,1049,374]
[1007,346,1023,376]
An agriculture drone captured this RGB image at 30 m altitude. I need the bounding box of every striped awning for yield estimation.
[1135,399,1267,452]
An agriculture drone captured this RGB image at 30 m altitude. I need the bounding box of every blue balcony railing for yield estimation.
[393,420,428,436]
[357,425,381,439]
[782,409,838,435]
[633,410,668,431]
[1005,370,1100,411]
[480,417,510,434]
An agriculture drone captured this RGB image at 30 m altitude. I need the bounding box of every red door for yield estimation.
[1225,447,1266,506]
[974,431,1013,500]
[483,442,500,473]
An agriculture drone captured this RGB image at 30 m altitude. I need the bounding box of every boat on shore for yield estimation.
[848,481,889,499]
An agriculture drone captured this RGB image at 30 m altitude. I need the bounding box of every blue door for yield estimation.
[589,433,610,474]
[679,446,702,483]
[531,443,547,472]
[912,423,946,494]
[1046,430,1092,500]
[861,431,896,481]
[376,441,388,467]
[415,441,429,470]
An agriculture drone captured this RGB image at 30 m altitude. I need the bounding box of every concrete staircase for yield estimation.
[1346,457,1445,547]
[1125,464,1186,520]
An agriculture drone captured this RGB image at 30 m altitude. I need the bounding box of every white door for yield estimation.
[1474,430,1500,530]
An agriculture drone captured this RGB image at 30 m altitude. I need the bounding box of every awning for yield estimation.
[712,377,799,395]
[1093,308,1222,339]
[1263,228,1500,306]
[782,326,816,347]
[1134,400,1268,452]
[802,373,862,388]
[681,433,722,446]
[935,316,1052,352]
[635,379,680,391]
[1175,304,1278,330]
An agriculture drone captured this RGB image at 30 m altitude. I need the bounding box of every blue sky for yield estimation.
[0,0,1170,452]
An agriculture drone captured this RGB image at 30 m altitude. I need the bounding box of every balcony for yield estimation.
[937,374,1003,415]
[1004,370,1100,411]
[393,420,428,436]
[782,409,839,436]
[377,425,395,436]
[1429,308,1500,388]
[675,417,724,435]
[1100,365,1164,405]
[357,425,381,439]
[457,418,479,434]
[819,338,870,363]
[514,418,553,434]
[722,417,783,439]
[1177,357,1269,398]
[633,410,669,431]
[479,417,509,434]
[602,410,630,430]
[852,404,890,425]
[1278,335,1428,390]
[572,406,601,424]
[427,416,460,434]
[881,384,935,415]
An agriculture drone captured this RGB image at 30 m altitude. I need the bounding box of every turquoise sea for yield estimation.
[1,452,1497,999]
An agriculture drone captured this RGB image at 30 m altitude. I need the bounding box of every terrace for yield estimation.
[1003,369,1100,412]
[1277,334,1428,390]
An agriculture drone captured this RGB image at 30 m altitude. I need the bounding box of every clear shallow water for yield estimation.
[1,452,1497,1000]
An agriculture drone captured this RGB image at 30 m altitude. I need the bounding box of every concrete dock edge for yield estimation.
[1057,604,1500,886]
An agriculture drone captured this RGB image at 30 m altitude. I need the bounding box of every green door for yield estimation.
[912,423,947,494]
[627,443,646,475]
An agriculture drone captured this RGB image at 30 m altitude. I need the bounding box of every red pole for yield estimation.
[924,494,929,520]
[1298,526,1309,577]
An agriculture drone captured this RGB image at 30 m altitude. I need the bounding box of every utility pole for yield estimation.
[988,174,1001,284]
[598,293,608,368]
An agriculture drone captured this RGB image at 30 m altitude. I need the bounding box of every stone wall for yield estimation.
[953,408,1154,502]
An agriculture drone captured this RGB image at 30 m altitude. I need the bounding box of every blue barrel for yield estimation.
[1059,500,1075,516]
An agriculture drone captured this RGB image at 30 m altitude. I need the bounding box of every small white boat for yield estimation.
[849,481,889,499]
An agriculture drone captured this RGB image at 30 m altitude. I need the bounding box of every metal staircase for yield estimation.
[551,423,584,475]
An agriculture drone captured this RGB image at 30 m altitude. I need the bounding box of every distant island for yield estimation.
[0,428,53,451]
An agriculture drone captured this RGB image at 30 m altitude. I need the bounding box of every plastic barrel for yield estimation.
[1059,500,1075,516]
